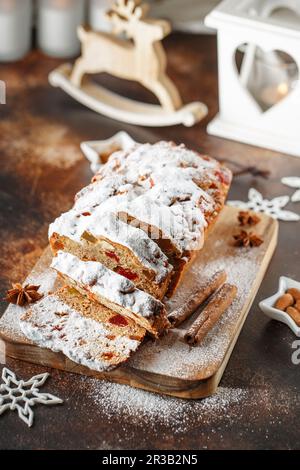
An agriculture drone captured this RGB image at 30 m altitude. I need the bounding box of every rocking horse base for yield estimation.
[207,114,300,158]
[49,64,207,128]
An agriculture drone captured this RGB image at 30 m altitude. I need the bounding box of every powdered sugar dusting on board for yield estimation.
[133,257,260,377]
[129,208,264,379]
[75,376,297,439]
[0,249,60,342]
[81,375,248,432]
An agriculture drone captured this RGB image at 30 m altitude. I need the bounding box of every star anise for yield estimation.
[4,283,43,306]
[249,233,264,247]
[233,230,263,248]
[238,210,261,227]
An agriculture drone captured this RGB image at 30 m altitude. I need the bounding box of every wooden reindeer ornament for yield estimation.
[49,0,207,127]
[71,0,182,112]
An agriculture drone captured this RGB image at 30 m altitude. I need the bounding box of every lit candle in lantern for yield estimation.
[89,0,112,32]
[260,82,289,108]
[0,0,32,62]
[37,0,86,58]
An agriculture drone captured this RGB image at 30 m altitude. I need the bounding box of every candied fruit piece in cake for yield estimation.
[51,251,169,337]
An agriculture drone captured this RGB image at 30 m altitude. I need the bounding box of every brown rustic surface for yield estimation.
[0,34,299,449]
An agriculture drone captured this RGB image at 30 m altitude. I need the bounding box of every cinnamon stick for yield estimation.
[168,270,227,327]
[184,283,237,345]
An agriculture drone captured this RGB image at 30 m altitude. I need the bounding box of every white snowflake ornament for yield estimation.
[281,177,300,203]
[0,367,63,427]
[228,188,300,221]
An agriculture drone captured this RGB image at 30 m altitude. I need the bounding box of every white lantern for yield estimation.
[205,0,300,157]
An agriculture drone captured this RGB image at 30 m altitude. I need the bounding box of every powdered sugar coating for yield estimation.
[51,141,231,262]
[96,142,231,206]
[118,193,207,253]
[147,174,214,212]
[74,179,209,253]
[49,212,172,283]
[92,142,230,252]
[74,174,140,211]
[20,293,141,372]
[97,141,225,184]
[51,251,164,320]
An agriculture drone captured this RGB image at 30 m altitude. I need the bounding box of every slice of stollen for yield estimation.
[20,286,146,372]
[51,251,169,337]
[49,212,173,300]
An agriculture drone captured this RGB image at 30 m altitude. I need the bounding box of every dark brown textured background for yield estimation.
[0,34,300,449]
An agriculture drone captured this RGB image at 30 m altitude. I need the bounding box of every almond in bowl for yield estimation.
[275,288,300,326]
[259,277,300,336]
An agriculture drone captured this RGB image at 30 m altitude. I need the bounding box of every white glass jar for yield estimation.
[0,0,32,62]
[88,0,112,32]
[37,0,86,58]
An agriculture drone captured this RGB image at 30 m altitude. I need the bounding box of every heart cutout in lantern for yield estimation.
[235,45,299,112]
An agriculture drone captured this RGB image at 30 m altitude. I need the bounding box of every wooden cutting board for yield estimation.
[0,206,278,399]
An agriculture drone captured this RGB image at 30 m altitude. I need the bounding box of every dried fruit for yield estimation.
[215,170,231,185]
[109,314,128,327]
[115,267,138,281]
[102,351,114,360]
[105,250,120,263]
[149,177,155,188]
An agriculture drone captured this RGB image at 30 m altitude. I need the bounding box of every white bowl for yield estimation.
[80,131,137,174]
[259,276,300,336]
